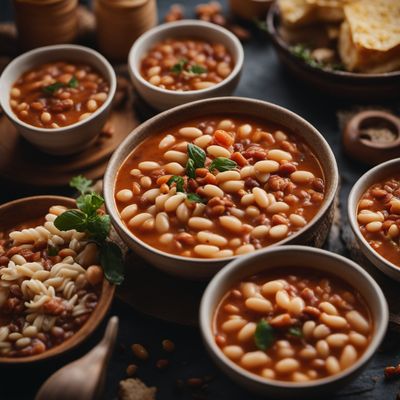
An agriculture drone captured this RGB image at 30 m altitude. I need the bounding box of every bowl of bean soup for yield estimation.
[200,246,388,397]
[0,196,114,364]
[104,97,338,280]
[349,158,400,281]
[128,20,244,111]
[0,44,116,155]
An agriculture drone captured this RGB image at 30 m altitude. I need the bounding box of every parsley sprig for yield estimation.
[54,175,124,285]
[42,75,79,95]
[170,59,208,75]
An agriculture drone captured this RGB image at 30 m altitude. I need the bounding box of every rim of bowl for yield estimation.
[128,20,244,96]
[104,96,339,265]
[0,44,117,135]
[266,3,400,80]
[348,157,400,275]
[199,245,388,389]
[0,195,115,364]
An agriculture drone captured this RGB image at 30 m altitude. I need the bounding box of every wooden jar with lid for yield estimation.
[94,0,158,62]
[13,0,78,50]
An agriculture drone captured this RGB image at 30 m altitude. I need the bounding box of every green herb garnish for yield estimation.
[254,18,268,32]
[186,158,196,180]
[187,143,206,169]
[254,320,275,351]
[42,75,79,94]
[288,326,303,338]
[42,82,65,94]
[54,175,124,285]
[47,244,59,257]
[290,44,344,71]
[208,157,237,172]
[188,64,207,75]
[187,193,206,203]
[167,175,185,192]
[171,58,188,74]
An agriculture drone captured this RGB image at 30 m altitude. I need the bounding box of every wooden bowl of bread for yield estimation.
[267,0,400,100]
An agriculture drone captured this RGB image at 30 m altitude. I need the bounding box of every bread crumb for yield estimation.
[118,378,157,400]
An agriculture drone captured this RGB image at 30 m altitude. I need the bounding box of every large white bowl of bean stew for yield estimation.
[200,246,388,398]
[348,158,400,282]
[104,97,338,280]
[128,20,244,111]
[0,44,116,155]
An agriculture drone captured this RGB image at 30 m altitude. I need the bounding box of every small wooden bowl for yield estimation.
[0,195,115,364]
[266,3,400,100]
[229,0,273,21]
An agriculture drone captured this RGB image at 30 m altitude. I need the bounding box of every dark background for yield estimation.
[1,1,400,399]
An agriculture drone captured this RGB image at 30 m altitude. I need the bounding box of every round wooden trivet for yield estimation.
[117,251,207,326]
[0,77,138,187]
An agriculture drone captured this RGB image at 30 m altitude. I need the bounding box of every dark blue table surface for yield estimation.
[1,1,400,399]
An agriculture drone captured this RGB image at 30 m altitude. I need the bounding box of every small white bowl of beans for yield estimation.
[0,44,116,155]
[128,20,244,111]
[104,97,338,280]
[348,158,400,281]
[200,246,388,398]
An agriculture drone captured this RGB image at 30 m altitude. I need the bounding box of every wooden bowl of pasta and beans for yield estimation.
[0,196,114,364]
[104,97,339,280]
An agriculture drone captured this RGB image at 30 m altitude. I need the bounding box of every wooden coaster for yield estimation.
[117,251,207,326]
[0,77,139,187]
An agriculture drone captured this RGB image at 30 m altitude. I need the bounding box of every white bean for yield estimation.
[116,189,133,202]
[238,124,252,138]
[290,171,315,184]
[159,233,174,244]
[267,201,290,213]
[164,162,185,175]
[240,165,255,179]
[188,217,214,230]
[218,119,234,130]
[176,202,190,223]
[320,313,348,329]
[223,345,244,360]
[197,231,227,247]
[164,193,186,212]
[252,187,269,208]
[326,334,349,348]
[120,204,138,220]
[254,160,280,173]
[216,170,241,183]
[237,322,257,342]
[299,345,317,360]
[326,356,341,375]
[268,149,292,161]
[235,244,255,255]
[276,289,290,309]
[219,216,242,233]
[220,181,245,192]
[262,280,286,297]
[245,297,273,313]
[240,282,260,298]
[155,212,170,233]
[179,127,203,139]
[213,249,234,258]
[207,145,231,158]
[289,214,307,227]
[349,331,368,347]
[275,358,299,374]
[203,184,224,198]
[340,345,357,369]
[241,193,255,206]
[142,188,160,202]
[288,297,305,315]
[251,225,270,239]
[240,351,270,369]
[128,213,152,227]
[194,134,212,148]
[345,311,370,334]
[194,244,219,257]
[316,340,330,358]
[269,224,288,240]
[164,150,188,165]
[222,318,247,332]
[313,324,331,339]
[138,161,160,171]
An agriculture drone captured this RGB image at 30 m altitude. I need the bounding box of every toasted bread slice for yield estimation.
[278,0,349,27]
[339,0,400,73]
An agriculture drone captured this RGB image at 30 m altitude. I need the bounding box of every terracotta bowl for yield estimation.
[348,158,400,282]
[0,195,115,364]
[200,246,388,398]
[266,3,400,100]
[103,97,339,280]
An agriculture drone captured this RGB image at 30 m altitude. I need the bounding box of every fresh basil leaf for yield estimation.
[47,245,59,257]
[254,319,274,351]
[77,193,104,216]
[186,158,196,179]
[70,175,93,195]
[86,214,110,241]
[54,209,87,232]
[68,76,78,88]
[288,326,303,338]
[167,176,185,192]
[187,143,206,169]
[171,58,188,74]
[100,241,125,285]
[186,193,206,203]
[188,64,207,74]
[42,82,65,94]
[208,157,237,172]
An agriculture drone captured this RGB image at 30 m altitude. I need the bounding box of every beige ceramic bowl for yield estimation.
[0,196,114,364]
[103,97,339,280]
[128,20,244,111]
[348,158,400,281]
[200,245,388,398]
[0,44,116,155]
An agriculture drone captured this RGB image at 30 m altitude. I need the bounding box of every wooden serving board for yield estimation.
[0,76,139,187]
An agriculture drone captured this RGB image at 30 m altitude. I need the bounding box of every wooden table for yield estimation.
[1,1,400,399]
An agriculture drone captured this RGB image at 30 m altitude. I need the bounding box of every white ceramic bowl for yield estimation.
[348,158,400,281]
[103,97,338,280]
[128,20,244,111]
[200,246,388,398]
[0,44,116,155]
